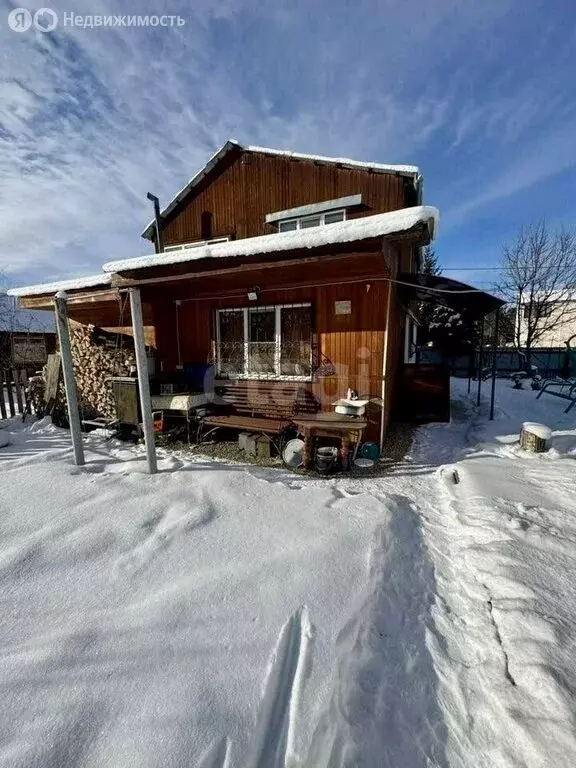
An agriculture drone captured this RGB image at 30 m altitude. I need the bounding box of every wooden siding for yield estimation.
[160,151,411,249]
[148,246,402,440]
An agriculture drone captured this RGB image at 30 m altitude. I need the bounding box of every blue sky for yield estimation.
[1,0,575,293]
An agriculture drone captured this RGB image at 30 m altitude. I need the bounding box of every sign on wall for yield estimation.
[334,300,352,315]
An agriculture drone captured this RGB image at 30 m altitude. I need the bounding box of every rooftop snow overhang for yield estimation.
[7,273,113,298]
[141,140,421,240]
[113,206,438,278]
[8,207,437,307]
[7,274,116,311]
[397,273,506,318]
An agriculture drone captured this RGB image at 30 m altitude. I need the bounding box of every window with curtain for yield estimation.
[215,304,312,379]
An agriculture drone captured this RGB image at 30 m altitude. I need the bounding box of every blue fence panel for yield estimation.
[417,347,567,378]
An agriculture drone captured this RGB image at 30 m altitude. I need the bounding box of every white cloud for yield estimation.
[0,0,573,286]
[444,117,576,227]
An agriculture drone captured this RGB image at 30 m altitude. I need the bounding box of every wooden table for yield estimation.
[292,413,368,471]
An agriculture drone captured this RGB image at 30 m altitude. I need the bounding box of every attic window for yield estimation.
[163,237,230,253]
[278,210,345,233]
[266,194,361,228]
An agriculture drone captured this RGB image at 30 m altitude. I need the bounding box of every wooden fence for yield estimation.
[0,369,28,419]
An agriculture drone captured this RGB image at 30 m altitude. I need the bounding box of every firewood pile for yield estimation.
[48,322,137,419]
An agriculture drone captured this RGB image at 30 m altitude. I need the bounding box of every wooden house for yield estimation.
[10,141,440,453]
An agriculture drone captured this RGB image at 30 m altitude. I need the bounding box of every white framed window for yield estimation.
[277,210,345,233]
[215,303,313,380]
[164,236,230,253]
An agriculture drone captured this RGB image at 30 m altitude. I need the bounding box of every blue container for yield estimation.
[361,441,379,461]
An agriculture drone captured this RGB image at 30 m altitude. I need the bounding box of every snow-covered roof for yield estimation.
[141,140,421,239]
[108,205,438,274]
[245,144,419,176]
[7,273,113,298]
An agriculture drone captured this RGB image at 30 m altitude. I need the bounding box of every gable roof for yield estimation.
[141,140,421,240]
[111,205,437,275]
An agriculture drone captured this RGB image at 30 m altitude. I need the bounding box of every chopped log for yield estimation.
[43,320,142,419]
[520,422,552,453]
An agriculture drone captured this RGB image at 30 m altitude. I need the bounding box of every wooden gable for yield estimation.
[158,149,416,250]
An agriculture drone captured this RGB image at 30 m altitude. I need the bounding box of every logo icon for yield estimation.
[33,7,58,31]
[8,7,32,31]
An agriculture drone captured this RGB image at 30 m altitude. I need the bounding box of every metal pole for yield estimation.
[489,308,500,420]
[54,292,85,466]
[129,287,157,474]
[379,281,394,452]
[476,316,485,407]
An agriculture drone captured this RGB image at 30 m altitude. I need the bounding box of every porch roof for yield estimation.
[7,273,113,298]
[8,206,437,307]
[106,206,438,275]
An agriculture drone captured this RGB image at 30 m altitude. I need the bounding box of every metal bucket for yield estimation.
[315,446,338,473]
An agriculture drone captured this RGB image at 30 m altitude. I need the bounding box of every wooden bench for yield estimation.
[198,380,319,444]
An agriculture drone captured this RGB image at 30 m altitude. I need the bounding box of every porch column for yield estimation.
[489,308,500,420]
[476,316,485,407]
[379,280,394,452]
[128,287,157,474]
[54,291,85,466]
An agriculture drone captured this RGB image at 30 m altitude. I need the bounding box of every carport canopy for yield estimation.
[397,272,507,421]
[397,272,506,318]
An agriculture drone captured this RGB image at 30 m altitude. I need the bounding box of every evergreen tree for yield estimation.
[422,246,441,276]
[417,247,442,343]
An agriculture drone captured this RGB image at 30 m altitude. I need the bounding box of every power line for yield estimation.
[442,266,506,271]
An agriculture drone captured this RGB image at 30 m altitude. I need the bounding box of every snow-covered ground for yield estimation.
[0,379,575,767]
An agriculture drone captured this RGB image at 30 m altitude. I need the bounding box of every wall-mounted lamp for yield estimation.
[247,287,260,302]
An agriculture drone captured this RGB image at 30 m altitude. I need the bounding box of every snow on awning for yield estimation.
[108,206,438,275]
[7,274,113,298]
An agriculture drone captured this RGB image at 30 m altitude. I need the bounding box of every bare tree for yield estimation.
[496,222,576,364]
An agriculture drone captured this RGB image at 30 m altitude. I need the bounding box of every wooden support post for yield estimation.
[0,373,6,420]
[379,280,394,452]
[6,371,15,417]
[340,434,350,471]
[54,292,85,466]
[129,287,157,474]
[12,369,23,413]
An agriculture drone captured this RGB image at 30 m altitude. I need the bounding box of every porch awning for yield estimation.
[397,273,505,318]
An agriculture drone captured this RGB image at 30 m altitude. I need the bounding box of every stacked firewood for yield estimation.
[50,322,137,419]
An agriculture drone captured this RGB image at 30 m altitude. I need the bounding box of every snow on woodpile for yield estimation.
[7,273,112,298]
[106,205,439,273]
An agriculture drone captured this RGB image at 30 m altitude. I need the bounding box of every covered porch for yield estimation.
[10,206,437,472]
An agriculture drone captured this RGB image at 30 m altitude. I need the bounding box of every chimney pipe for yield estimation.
[147,192,163,254]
